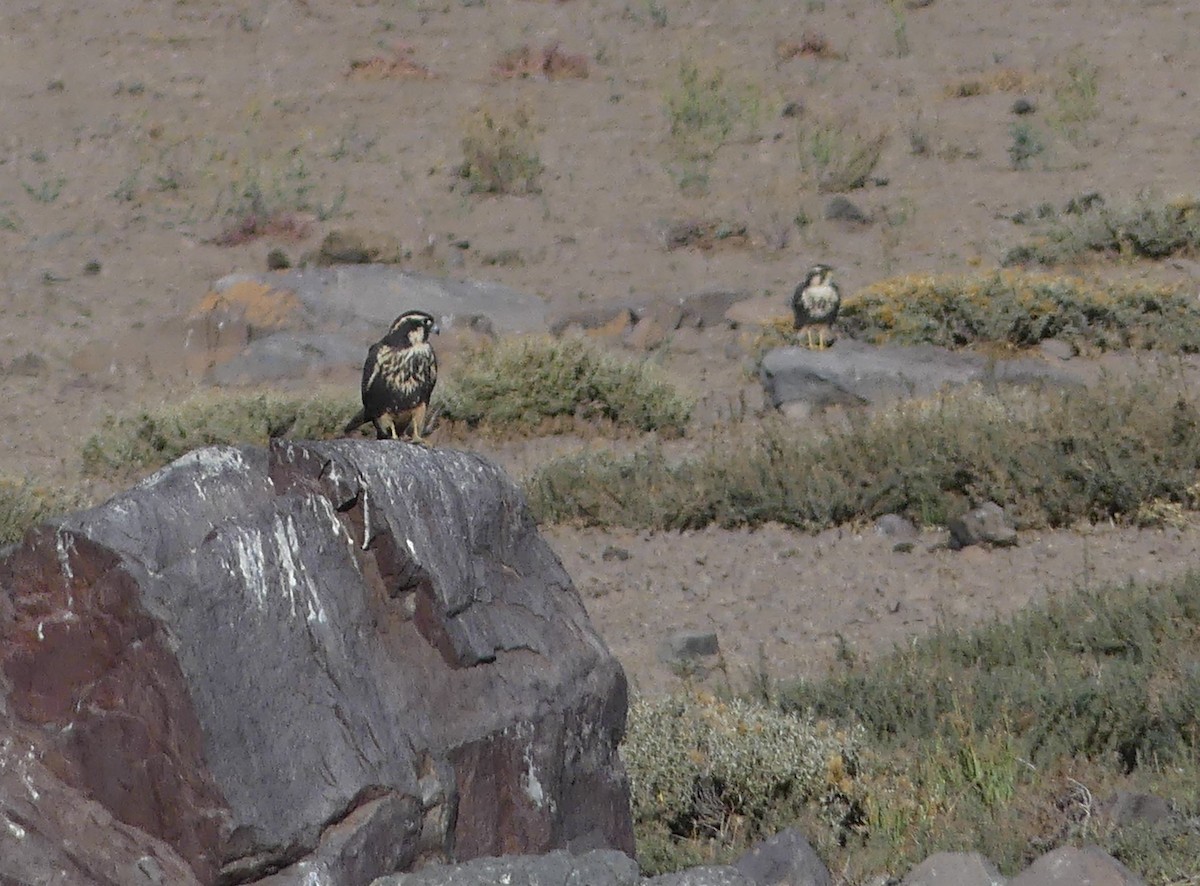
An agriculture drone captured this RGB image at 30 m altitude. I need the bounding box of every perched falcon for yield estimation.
[344,310,440,444]
[791,264,841,350]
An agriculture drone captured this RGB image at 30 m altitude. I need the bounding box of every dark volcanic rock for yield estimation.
[0,718,201,885]
[760,340,1080,411]
[0,441,632,884]
[733,827,832,886]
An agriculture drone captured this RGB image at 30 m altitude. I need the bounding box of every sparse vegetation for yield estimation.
[437,336,693,434]
[1007,122,1045,170]
[0,480,92,545]
[81,391,358,478]
[630,573,1200,880]
[886,1,910,57]
[493,43,589,80]
[528,377,1200,531]
[663,60,760,192]
[211,152,346,245]
[1053,48,1101,144]
[841,270,1200,353]
[1004,195,1200,265]
[664,62,741,161]
[22,177,66,204]
[796,118,888,193]
[776,571,1200,880]
[458,105,543,195]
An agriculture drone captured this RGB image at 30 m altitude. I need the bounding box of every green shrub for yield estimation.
[1007,123,1045,170]
[1052,48,1100,144]
[81,390,358,477]
[0,480,92,545]
[841,270,1200,353]
[1004,196,1200,265]
[437,336,693,434]
[622,690,864,846]
[526,378,1200,531]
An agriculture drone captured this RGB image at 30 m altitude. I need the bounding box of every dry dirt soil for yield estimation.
[3,0,1200,694]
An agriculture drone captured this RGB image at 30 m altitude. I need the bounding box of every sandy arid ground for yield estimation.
[3,0,1200,692]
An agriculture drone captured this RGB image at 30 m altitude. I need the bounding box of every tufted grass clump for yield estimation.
[777,571,1200,879]
[459,105,543,195]
[797,118,888,193]
[437,336,693,434]
[527,376,1200,531]
[1004,195,1200,266]
[623,689,865,872]
[840,270,1200,353]
[81,390,358,478]
[0,479,93,545]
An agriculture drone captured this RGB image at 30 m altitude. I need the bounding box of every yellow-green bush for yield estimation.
[0,479,92,545]
[623,689,864,838]
[840,270,1198,352]
[437,336,693,434]
[81,390,357,478]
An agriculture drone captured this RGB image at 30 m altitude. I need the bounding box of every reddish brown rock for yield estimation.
[0,441,632,884]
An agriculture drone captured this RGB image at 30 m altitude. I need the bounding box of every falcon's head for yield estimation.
[385,310,440,347]
[803,264,835,289]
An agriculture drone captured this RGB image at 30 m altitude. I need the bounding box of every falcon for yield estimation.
[344,310,440,444]
[791,264,841,350]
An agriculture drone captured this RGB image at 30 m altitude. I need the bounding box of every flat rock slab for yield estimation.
[76,268,549,387]
[760,340,1082,410]
[220,266,549,336]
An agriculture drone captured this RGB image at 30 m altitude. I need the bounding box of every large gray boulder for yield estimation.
[0,441,632,884]
[760,340,1080,412]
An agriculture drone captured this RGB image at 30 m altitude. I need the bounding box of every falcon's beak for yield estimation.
[432,323,441,335]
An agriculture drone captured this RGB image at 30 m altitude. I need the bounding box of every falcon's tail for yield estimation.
[343,410,367,434]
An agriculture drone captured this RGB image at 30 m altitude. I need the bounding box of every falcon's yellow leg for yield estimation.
[410,402,429,447]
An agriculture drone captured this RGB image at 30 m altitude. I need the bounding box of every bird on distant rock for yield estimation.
[344,310,439,444]
[791,264,841,350]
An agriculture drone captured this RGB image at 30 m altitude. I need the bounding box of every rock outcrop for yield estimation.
[760,340,1081,413]
[0,441,632,884]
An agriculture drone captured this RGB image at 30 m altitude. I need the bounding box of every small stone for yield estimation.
[949,502,1017,550]
[823,196,871,225]
[1038,338,1074,361]
[1102,791,1174,828]
[657,631,720,664]
[875,514,918,540]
